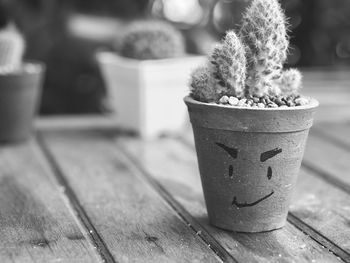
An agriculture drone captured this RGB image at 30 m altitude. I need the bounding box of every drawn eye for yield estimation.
[267,166,272,180]
[229,165,233,178]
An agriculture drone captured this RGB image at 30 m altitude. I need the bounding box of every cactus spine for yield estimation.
[0,24,25,73]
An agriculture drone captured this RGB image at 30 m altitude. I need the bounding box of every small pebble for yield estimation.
[219,95,229,104]
[240,98,247,104]
[268,103,278,108]
[237,98,247,107]
[282,97,289,103]
[228,96,239,106]
[253,97,260,103]
[275,97,283,106]
[285,99,292,106]
[295,97,309,106]
[217,94,309,108]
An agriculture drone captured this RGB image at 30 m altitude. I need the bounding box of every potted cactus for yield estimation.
[0,23,44,142]
[185,0,318,232]
[97,20,205,138]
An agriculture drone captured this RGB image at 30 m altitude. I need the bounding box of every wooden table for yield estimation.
[0,115,348,263]
[1,70,350,263]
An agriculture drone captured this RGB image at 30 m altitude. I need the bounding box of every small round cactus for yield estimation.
[279,68,302,96]
[119,20,185,60]
[0,24,25,73]
[240,0,289,97]
[190,66,221,103]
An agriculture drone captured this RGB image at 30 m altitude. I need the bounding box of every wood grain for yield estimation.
[291,167,350,260]
[303,130,350,188]
[40,130,222,263]
[118,137,341,263]
[0,140,101,263]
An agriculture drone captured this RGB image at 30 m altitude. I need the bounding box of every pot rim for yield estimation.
[184,95,319,111]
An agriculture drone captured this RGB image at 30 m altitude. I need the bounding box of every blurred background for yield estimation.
[1,0,349,115]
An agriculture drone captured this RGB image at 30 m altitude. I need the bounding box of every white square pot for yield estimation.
[97,52,206,138]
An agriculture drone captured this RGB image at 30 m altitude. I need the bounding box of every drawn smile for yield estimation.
[232,191,274,208]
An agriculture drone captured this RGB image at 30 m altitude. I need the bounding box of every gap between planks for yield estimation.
[176,135,350,262]
[36,133,117,263]
[288,213,350,263]
[118,146,237,263]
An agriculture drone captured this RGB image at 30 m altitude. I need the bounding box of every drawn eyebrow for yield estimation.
[260,148,282,162]
[216,143,238,159]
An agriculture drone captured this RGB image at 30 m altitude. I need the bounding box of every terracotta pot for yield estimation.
[0,63,45,142]
[184,96,318,232]
[97,52,206,138]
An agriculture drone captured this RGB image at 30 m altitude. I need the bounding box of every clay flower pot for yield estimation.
[0,63,45,142]
[184,96,319,232]
[97,52,205,138]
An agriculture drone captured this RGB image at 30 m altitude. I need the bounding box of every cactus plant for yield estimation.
[240,0,289,97]
[278,68,302,96]
[190,0,308,107]
[0,24,25,73]
[210,31,246,97]
[190,31,246,102]
[119,20,185,60]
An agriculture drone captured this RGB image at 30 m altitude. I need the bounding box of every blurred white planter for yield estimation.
[97,52,206,138]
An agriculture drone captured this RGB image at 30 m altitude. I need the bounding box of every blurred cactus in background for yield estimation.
[0,0,347,113]
[118,20,185,60]
[0,24,25,73]
[0,4,25,74]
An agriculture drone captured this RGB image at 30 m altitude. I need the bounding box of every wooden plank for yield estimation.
[40,130,222,263]
[291,168,350,259]
[313,123,350,148]
[303,130,350,189]
[118,137,341,263]
[35,115,120,131]
[182,128,350,259]
[0,140,101,263]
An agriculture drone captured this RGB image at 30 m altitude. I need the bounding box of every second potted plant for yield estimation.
[185,0,318,232]
[97,20,205,138]
[0,22,44,142]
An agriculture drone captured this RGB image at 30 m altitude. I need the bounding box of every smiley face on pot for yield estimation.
[216,142,282,208]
